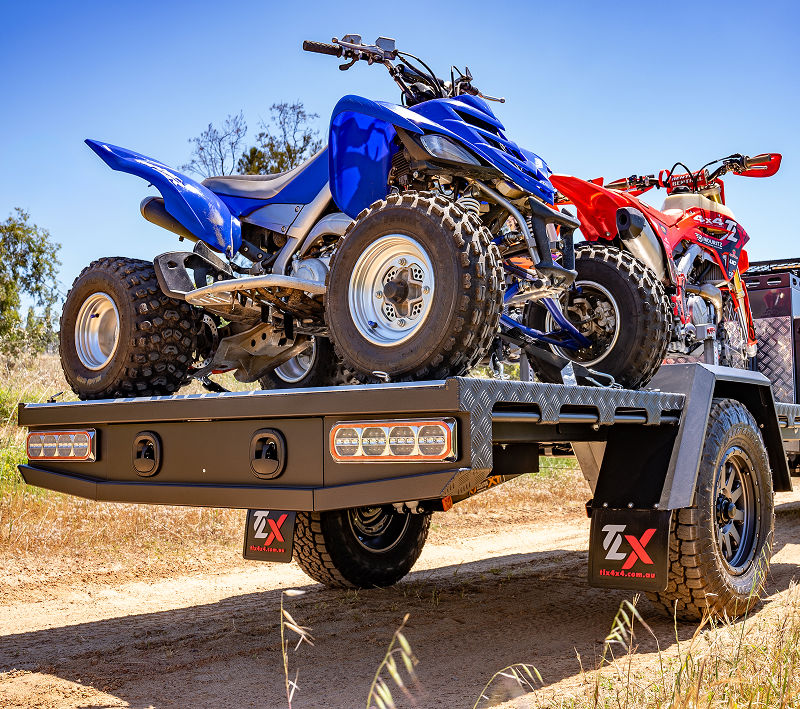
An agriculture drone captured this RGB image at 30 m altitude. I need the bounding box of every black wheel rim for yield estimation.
[546,280,620,366]
[713,446,760,574]
[348,506,409,554]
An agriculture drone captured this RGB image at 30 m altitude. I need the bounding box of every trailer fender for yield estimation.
[647,363,791,510]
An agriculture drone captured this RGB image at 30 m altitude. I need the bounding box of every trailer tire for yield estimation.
[61,257,201,400]
[524,245,671,389]
[326,192,504,383]
[259,336,357,390]
[294,507,430,588]
[646,398,774,621]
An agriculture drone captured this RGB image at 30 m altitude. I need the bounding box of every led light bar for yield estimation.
[330,419,457,463]
[26,430,97,462]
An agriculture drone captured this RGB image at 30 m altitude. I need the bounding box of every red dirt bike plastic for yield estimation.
[549,174,758,349]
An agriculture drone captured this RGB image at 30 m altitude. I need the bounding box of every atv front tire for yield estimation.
[326,192,504,383]
[524,244,671,389]
[60,257,201,399]
[294,507,430,588]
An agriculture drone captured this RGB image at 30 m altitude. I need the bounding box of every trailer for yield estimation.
[16,359,800,622]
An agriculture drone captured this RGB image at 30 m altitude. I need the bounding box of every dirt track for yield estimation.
[2,491,800,709]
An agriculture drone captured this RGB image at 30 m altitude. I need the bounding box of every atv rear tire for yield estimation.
[326,192,504,383]
[259,336,357,390]
[294,507,430,588]
[646,399,774,621]
[524,244,671,389]
[60,257,201,400]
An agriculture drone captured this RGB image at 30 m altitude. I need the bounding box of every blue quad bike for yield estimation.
[61,35,599,400]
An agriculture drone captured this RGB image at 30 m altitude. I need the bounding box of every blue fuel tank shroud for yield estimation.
[328,94,557,218]
[85,139,242,256]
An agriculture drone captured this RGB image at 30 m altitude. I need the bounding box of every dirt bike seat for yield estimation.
[202,148,327,203]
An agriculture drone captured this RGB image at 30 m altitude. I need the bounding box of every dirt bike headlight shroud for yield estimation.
[330,418,457,462]
[420,135,481,166]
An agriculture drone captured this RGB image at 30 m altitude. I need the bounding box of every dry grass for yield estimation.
[512,584,800,708]
[0,355,253,571]
[451,461,589,519]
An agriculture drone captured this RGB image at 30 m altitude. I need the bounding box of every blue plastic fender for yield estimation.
[329,96,430,218]
[85,140,242,257]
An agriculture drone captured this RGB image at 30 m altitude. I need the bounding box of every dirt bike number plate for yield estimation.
[243,510,296,562]
[588,509,672,591]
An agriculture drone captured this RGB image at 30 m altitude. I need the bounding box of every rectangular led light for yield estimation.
[26,430,97,462]
[330,419,457,463]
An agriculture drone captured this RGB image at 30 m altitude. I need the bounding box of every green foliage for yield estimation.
[236,102,323,175]
[0,209,61,355]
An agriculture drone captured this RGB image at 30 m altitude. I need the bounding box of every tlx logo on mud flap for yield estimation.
[602,524,656,570]
[253,511,288,545]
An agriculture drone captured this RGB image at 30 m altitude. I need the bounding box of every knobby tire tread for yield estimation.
[326,192,504,383]
[62,257,202,400]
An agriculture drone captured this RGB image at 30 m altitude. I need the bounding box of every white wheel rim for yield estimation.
[75,292,120,370]
[275,339,317,383]
[348,235,435,347]
[546,280,620,367]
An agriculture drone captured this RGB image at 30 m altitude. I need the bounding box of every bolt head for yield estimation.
[628,502,634,508]
[397,319,406,326]
[422,286,430,294]
[398,258,407,266]
[375,291,383,299]
[602,502,608,508]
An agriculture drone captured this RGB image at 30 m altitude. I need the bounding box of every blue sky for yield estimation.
[1,0,797,302]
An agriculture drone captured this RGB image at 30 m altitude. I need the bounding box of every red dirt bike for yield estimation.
[523,153,782,388]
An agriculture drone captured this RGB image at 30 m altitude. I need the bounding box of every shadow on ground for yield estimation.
[1,502,798,708]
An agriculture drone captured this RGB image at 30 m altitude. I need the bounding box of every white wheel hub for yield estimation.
[75,292,120,370]
[348,235,435,347]
[275,339,317,383]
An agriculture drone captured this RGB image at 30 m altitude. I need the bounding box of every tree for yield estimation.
[182,112,248,178]
[0,209,61,355]
[237,102,323,175]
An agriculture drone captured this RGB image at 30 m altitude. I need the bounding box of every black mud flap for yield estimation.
[243,509,296,562]
[588,509,672,591]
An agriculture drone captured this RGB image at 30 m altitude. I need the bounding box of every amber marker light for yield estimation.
[26,430,96,462]
[330,419,456,462]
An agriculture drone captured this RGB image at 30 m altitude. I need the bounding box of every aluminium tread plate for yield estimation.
[18,378,686,429]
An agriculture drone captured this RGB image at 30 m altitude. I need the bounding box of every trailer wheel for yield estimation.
[293,507,430,588]
[646,398,774,621]
[326,192,504,383]
[524,245,671,389]
[259,337,357,390]
[60,257,201,400]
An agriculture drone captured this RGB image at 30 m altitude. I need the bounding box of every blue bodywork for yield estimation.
[85,140,243,258]
[87,93,556,252]
[329,93,556,218]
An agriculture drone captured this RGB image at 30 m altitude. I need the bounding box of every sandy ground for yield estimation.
[2,491,799,709]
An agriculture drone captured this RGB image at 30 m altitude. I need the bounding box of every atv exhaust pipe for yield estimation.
[616,207,666,281]
[141,196,197,243]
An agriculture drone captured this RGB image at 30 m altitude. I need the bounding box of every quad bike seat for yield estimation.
[202,148,327,202]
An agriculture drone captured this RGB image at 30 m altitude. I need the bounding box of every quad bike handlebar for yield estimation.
[303,35,504,105]
[302,40,342,57]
